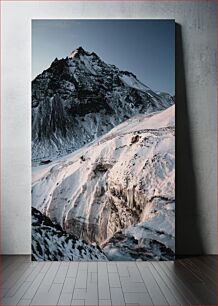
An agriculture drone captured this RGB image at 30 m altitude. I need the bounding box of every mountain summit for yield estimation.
[32,47,174,164]
[68,46,90,58]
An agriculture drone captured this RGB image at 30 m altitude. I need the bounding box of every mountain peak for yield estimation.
[68,46,88,59]
[32,46,174,163]
[75,46,86,53]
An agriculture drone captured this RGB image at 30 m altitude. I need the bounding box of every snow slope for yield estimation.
[32,105,175,260]
[103,198,175,261]
[32,207,107,261]
[32,47,174,164]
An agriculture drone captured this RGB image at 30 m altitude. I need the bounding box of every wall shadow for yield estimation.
[175,24,205,256]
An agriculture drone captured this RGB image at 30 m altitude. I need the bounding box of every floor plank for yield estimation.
[168,260,216,305]
[185,257,217,287]
[2,281,32,305]
[31,283,63,305]
[110,287,125,305]
[0,255,216,306]
[37,262,60,293]
[22,263,51,300]
[57,292,73,305]
[137,264,168,305]
[62,277,76,293]
[163,261,200,304]
[147,262,180,305]
[4,262,43,298]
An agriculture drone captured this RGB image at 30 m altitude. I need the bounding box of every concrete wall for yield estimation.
[1,1,217,255]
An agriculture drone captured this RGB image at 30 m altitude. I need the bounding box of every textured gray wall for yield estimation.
[1,1,217,255]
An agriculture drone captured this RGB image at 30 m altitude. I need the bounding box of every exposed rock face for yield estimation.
[32,47,174,164]
[32,105,175,260]
[102,197,175,261]
[32,207,107,261]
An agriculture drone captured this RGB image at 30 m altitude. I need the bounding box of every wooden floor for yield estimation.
[0,256,217,305]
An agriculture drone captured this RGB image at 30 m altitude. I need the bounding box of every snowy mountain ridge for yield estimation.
[32,207,107,261]
[32,46,174,164]
[32,105,175,260]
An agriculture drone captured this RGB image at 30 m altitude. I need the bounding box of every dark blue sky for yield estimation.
[32,20,175,95]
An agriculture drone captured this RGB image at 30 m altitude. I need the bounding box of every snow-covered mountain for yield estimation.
[32,105,175,260]
[32,207,107,261]
[32,46,174,164]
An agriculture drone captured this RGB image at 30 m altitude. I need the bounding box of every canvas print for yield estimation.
[32,20,175,261]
